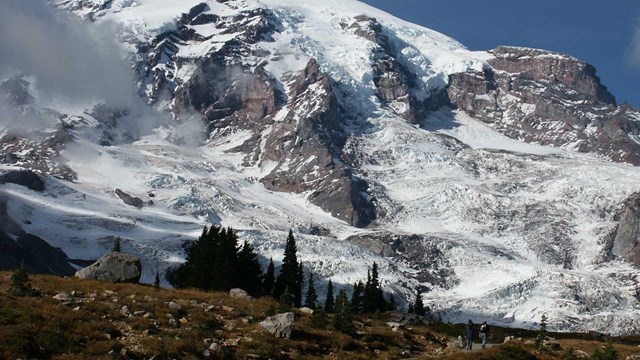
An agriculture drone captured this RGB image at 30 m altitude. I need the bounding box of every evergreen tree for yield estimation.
[210,227,239,291]
[362,262,387,313]
[154,270,161,289]
[295,262,304,307]
[169,225,262,293]
[9,261,37,297]
[262,258,275,296]
[589,341,618,360]
[414,289,426,316]
[304,273,318,308]
[408,302,414,314]
[112,237,122,252]
[274,230,301,305]
[237,241,263,296]
[350,280,364,313]
[333,289,355,334]
[536,314,548,350]
[278,286,294,312]
[387,293,396,311]
[324,279,335,313]
[309,303,328,329]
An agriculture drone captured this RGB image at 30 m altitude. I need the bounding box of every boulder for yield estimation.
[229,288,254,300]
[259,312,295,339]
[298,307,314,315]
[115,189,144,209]
[75,251,141,283]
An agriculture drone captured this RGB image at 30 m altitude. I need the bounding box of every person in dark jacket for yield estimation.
[479,320,490,349]
[466,319,474,351]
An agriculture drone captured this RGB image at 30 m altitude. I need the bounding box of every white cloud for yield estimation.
[0,0,136,108]
[627,19,640,69]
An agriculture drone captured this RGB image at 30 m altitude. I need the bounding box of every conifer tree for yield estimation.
[274,230,301,305]
[304,273,318,308]
[154,270,161,289]
[408,302,415,314]
[351,280,364,313]
[536,314,548,350]
[324,279,335,313]
[262,258,275,296]
[333,289,355,334]
[10,261,37,296]
[362,262,387,313]
[309,303,328,329]
[237,241,263,296]
[112,237,122,252]
[414,289,426,316]
[278,286,294,312]
[169,225,262,293]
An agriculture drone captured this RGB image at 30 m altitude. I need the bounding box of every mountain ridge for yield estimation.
[0,0,640,335]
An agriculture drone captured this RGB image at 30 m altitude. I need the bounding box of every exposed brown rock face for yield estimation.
[260,59,376,227]
[170,9,377,227]
[611,193,640,267]
[346,15,447,122]
[447,46,640,165]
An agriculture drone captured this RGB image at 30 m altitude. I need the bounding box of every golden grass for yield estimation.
[1,272,639,359]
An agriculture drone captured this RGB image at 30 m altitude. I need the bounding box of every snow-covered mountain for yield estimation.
[2,0,640,335]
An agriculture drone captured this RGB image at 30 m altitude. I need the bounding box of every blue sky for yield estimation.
[362,0,640,107]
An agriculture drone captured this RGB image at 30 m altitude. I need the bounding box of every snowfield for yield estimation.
[2,0,637,335]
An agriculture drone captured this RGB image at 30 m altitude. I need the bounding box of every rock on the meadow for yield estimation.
[75,251,141,283]
[259,312,295,339]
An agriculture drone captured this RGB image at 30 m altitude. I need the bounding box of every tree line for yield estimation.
[169,225,428,332]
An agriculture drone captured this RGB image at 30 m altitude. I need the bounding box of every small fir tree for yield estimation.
[333,289,355,334]
[304,273,318,308]
[324,279,335,313]
[407,302,415,314]
[414,289,426,316]
[9,261,37,296]
[154,270,161,289]
[262,258,275,296]
[535,314,548,350]
[589,341,618,360]
[309,303,328,329]
[351,280,364,313]
[112,237,122,252]
[278,286,294,312]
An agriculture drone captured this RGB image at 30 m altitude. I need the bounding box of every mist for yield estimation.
[628,20,640,69]
[0,0,137,109]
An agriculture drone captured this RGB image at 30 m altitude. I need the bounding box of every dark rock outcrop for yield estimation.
[0,170,45,192]
[115,189,145,209]
[447,46,640,165]
[75,251,142,283]
[260,59,376,227]
[346,232,456,287]
[347,15,448,122]
[0,195,75,275]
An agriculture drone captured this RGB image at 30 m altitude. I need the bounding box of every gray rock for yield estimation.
[75,251,141,283]
[259,312,295,339]
[115,189,144,209]
[209,342,221,353]
[229,288,254,300]
[53,292,71,301]
[168,301,182,311]
[121,305,132,316]
[543,339,562,351]
[610,193,640,267]
[298,307,314,315]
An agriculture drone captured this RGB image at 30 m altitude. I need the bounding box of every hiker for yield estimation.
[466,319,474,351]
[479,320,490,349]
